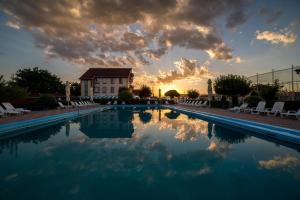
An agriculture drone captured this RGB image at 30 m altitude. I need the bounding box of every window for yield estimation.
[111,87,114,93]
[119,78,123,84]
[102,78,107,84]
[102,86,107,93]
[111,78,114,84]
[84,81,88,96]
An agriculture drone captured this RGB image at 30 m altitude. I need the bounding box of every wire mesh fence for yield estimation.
[248,65,300,93]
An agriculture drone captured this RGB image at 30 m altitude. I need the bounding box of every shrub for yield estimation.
[244,95,262,107]
[38,94,57,109]
[118,90,133,102]
[210,100,230,108]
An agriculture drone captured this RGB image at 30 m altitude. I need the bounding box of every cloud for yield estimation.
[255,28,297,45]
[157,58,213,84]
[259,7,282,24]
[0,0,252,67]
[259,155,299,170]
[5,20,21,29]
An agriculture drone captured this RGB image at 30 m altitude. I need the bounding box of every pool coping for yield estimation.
[0,106,109,136]
[164,105,300,145]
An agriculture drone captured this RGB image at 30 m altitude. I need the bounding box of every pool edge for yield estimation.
[0,106,110,136]
[165,105,300,145]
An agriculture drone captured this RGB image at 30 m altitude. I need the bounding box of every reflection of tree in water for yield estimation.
[213,125,250,144]
[0,122,65,155]
[139,111,152,124]
[164,111,180,119]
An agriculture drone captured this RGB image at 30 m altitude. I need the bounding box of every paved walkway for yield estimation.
[174,105,300,131]
[0,106,100,125]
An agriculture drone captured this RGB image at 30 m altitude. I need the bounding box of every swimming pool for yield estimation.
[0,108,300,200]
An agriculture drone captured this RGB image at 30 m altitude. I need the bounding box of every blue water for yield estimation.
[0,108,300,200]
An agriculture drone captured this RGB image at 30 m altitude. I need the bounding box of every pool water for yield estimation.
[0,108,300,200]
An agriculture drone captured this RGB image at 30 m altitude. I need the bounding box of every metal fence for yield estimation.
[248,65,300,92]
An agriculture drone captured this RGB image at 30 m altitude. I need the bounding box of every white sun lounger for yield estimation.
[249,101,266,115]
[280,108,300,120]
[229,103,248,113]
[0,105,20,115]
[58,102,66,109]
[197,101,208,107]
[264,102,285,116]
[2,102,31,113]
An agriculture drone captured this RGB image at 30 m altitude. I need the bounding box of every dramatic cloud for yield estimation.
[0,0,252,67]
[259,7,282,24]
[255,28,297,45]
[157,58,213,84]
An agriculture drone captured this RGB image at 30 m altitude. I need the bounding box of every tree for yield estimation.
[259,80,280,101]
[70,82,81,96]
[0,75,28,102]
[187,89,199,99]
[139,85,152,98]
[164,90,180,99]
[214,74,251,106]
[12,67,64,94]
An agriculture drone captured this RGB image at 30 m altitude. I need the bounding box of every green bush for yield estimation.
[118,90,133,102]
[38,94,57,109]
[244,95,262,107]
[211,100,230,108]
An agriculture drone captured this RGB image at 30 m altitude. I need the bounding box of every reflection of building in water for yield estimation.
[79,110,134,138]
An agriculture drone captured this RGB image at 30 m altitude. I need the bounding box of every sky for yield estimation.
[0,0,300,95]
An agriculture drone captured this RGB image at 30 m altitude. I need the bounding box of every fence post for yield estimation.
[291,64,295,101]
[291,64,294,92]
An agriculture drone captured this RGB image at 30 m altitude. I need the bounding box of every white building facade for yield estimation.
[79,68,133,97]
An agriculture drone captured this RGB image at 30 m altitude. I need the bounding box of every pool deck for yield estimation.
[0,105,101,125]
[173,105,300,131]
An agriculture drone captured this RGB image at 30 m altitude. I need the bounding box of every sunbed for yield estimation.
[2,102,31,113]
[264,102,285,116]
[249,101,266,115]
[58,102,66,109]
[280,108,300,120]
[0,105,20,115]
[229,103,248,113]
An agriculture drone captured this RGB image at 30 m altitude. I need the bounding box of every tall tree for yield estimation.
[12,67,64,94]
[164,90,180,99]
[139,85,152,98]
[70,82,81,96]
[187,89,199,99]
[214,74,251,106]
